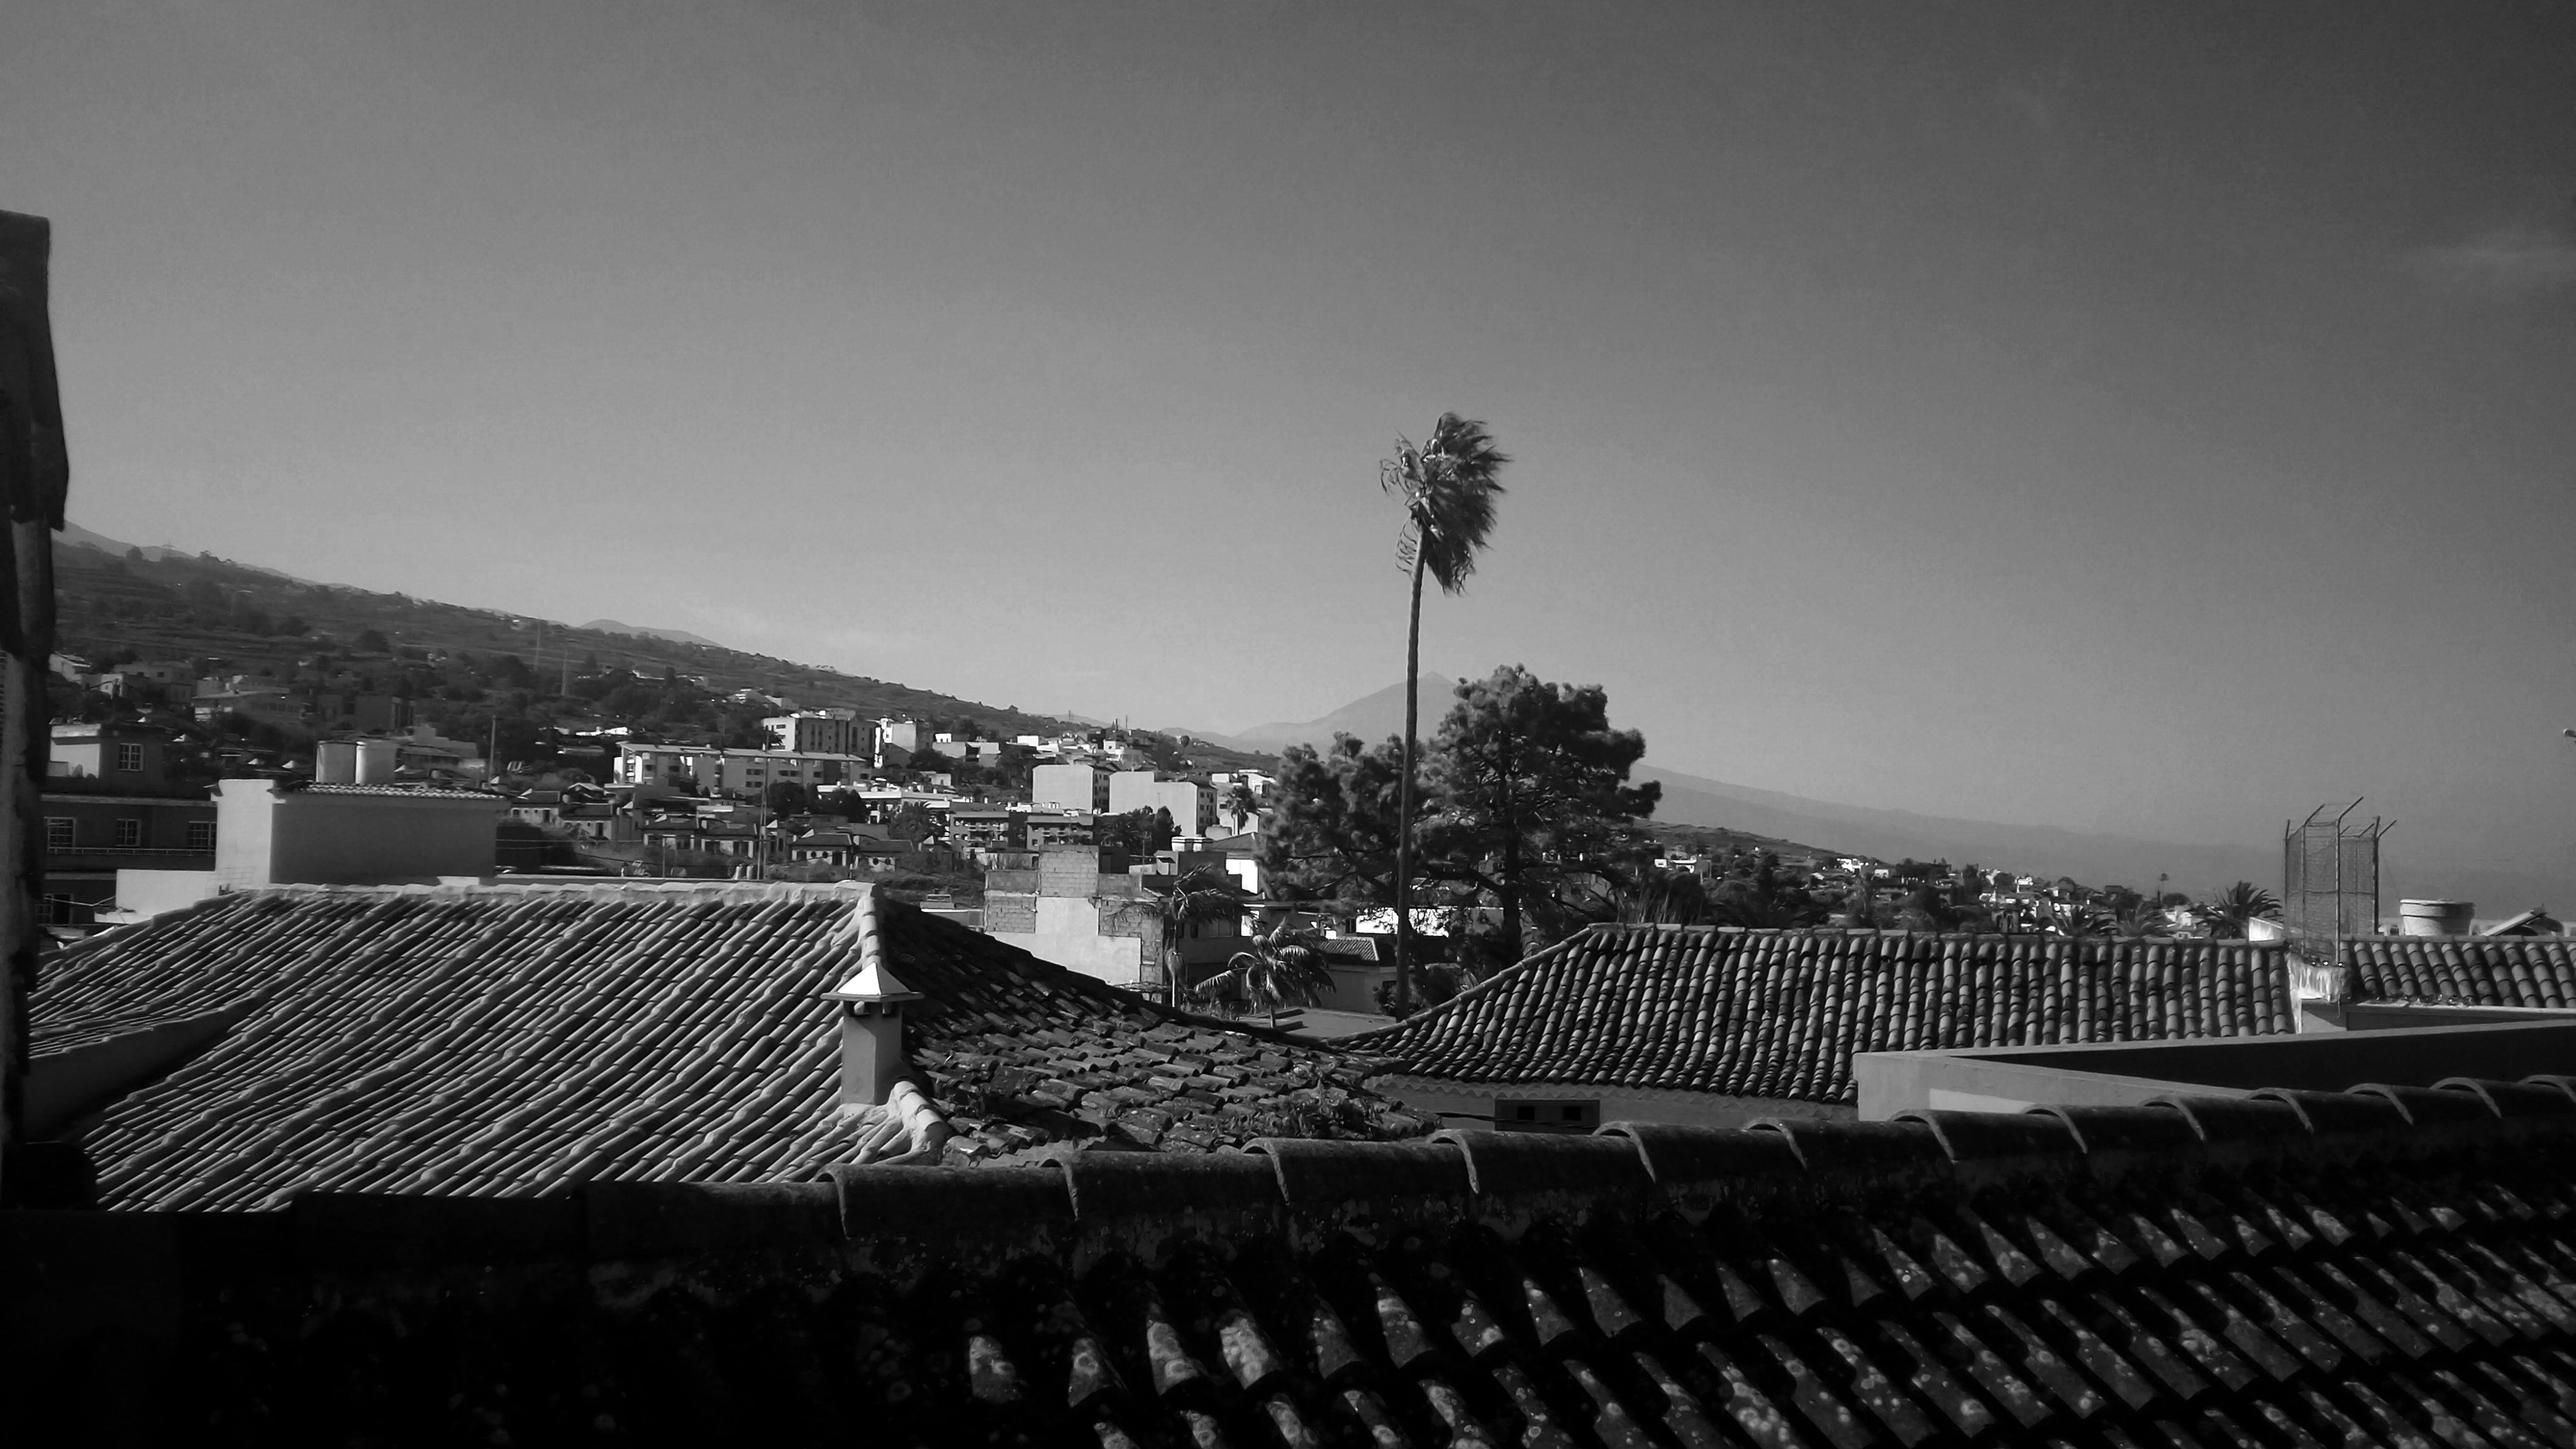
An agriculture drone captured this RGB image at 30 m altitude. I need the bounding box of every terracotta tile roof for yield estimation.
[1348,926,2297,1103]
[21,1077,2576,1447]
[30,883,1427,1209]
[2347,936,2576,1008]
[877,900,1432,1160]
[281,780,504,800]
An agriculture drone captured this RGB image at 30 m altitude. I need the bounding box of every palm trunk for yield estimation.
[1392,547,1426,1016]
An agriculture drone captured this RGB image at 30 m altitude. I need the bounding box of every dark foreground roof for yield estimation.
[30,884,1424,1208]
[12,1078,2576,1446]
[2348,935,2576,1009]
[1350,926,2296,1102]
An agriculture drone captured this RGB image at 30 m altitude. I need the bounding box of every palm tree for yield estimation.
[1382,413,1509,1014]
[2051,904,2112,939]
[2202,880,2282,940]
[1192,924,1335,1028]
[1151,865,1251,1007]
[2109,897,2173,938]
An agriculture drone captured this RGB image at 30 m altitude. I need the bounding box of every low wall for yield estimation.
[987,928,1143,989]
[1855,1016,2576,1119]
[1371,1074,1856,1131]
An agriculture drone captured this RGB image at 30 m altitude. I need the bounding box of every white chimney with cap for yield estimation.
[822,899,923,1107]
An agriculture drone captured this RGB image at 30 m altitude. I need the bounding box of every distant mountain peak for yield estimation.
[1218,671,1463,753]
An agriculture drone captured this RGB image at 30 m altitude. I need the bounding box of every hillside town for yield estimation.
[11,6,2576,1445]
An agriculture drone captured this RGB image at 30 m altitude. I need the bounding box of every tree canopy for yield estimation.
[1262,667,1658,961]
[1421,667,1659,950]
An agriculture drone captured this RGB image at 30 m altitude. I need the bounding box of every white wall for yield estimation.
[1031,764,1101,813]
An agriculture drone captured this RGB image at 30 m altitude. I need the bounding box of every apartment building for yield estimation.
[616,743,868,797]
[763,708,869,756]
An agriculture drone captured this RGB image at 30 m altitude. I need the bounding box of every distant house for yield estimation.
[1349,924,2297,1133]
[785,831,908,871]
[41,724,216,916]
[947,806,1014,851]
[1021,811,1094,849]
[981,845,1247,991]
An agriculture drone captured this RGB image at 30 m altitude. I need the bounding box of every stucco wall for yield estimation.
[988,924,1144,989]
[214,781,503,887]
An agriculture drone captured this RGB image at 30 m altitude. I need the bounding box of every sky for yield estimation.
[5,1,2574,892]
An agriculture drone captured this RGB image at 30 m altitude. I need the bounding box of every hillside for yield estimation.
[50,524,1288,771]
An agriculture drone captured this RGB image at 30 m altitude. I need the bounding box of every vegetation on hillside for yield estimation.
[52,540,1266,775]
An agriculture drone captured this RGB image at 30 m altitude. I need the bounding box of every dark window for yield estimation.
[187,821,216,852]
[1496,1098,1600,1135]
[45,817,73,850]
[115,742,145,772]
[114,819,143,848]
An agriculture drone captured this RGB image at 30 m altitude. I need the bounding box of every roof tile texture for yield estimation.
[28,1080,2576,1449]
[1352,926,2297,1102]
[2348,936,2576,1008]
[31,884,1421,1209]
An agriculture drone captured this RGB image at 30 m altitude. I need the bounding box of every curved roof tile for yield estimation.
[32,883,1427,1208]
[1349,926,2297,1102]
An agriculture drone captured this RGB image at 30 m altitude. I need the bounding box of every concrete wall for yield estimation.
[1370,1073,1857,1132]
[1036,848,1104,897]
[1854,1016,2576,1119]
[990,892,1145,988]
[1030,764,1102,813]
[1107,774,1203,832]
[214,780,505,889]
[111,869,215,916]
[2307,1001,2576,1033]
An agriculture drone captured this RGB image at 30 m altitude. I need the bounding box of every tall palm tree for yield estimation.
[1152,864,1251,1008]
[1192,924,1335,1028]
[1381,413,1508,1013]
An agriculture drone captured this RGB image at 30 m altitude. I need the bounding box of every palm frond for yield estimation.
[1385,413,1509,596]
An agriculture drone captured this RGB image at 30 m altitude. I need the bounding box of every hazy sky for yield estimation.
[6,2,2573,887]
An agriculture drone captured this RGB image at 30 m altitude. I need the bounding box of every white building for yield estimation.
[616,743,869,798]
[1106,771,1206,834]
[1031,762,1109,813]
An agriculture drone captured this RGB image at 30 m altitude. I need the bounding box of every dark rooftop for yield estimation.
[2346,935,2576,1009]
[11,1077,2576,1446]
[1350,926,2298,1104]
[28,883,1428,1207]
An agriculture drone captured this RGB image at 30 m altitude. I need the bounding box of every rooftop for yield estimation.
[14,1075,2576,1446]
[2346,935,2576,1009]
[1348,926,2296,1104]
[29,883,1428,1208]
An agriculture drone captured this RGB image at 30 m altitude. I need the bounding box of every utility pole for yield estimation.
[0,212,70,1201]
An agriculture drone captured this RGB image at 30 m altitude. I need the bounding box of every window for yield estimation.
[187,821,216,852]
[115,741,145,772]
[1495,1099,1600,1135]
[114,819,143,848]
[45,817,73,850]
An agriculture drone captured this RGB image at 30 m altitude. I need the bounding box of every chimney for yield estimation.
[315,740,358,785]
[823,902,923,1107]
